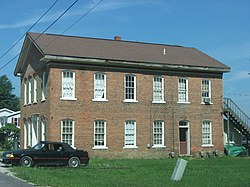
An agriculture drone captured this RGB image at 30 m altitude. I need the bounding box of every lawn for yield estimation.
[11,157,250,187]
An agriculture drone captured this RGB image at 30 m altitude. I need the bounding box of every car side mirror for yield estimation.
[42,147,46,152]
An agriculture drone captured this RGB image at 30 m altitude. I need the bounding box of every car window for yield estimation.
[32,143,45,150]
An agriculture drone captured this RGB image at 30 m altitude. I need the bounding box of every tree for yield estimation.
[0,75,20,111]
[0,123,20,150]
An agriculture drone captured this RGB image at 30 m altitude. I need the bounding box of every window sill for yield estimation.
[41,99,46,103]
[92,98,109,102]
[92,146,108,150]
[152,145,166,149]
[202,144,214,148]
[123,146,138,149]
[201,102,213,105]
[152,101,166,104]
[60,97,77,101]
[124,99,138,103]
[177,101,190,104]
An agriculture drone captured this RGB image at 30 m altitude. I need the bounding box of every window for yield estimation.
[41,72,47,101]
[61,120,74,147]
[178,78,188,102]
[61,70,76,100]
[124,74,137,102]
[33,76,38,103]
[93,73,107,101]
[201,80,211,103]
[40,121,46,141]
[153,76,165,103]
[24,79,28,105]
[202,121,213,146]
[28,78,32,104]
[153,121,165,147]
[124,121,137,148]
[94,120,107,149]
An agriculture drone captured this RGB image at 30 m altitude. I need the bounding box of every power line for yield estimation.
[0,0,60,62]
[42,0,104,50]
[0,0,79,71]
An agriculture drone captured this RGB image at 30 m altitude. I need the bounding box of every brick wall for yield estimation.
[20,66,223,158]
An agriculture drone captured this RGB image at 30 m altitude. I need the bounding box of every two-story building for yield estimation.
[14,32,230,158]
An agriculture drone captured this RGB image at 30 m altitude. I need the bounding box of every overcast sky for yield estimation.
[0,0,249,115]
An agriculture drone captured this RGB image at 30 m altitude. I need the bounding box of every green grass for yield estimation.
[11,157,250,187]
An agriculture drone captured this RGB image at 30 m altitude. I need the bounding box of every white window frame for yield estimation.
[41,72,47,101]
[178,78,189,103]
[152,121,166,148]
[201,80,212,104]
[24,79,28,105]
[93,72,108,101]
[61,70,77,100]
[61,120,75,148]
[33,76,38,103]
[202,121,213,147]
[153,76,165,103]
[123,120,138,148]
[93,120,108,149]
[28,78,32,104]
[40,120,46,141]
[124,74,137,102]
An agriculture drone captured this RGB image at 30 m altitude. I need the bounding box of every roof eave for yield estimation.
[41,55,231,73]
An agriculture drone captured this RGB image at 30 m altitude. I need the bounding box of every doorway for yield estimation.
[179,121,190,155]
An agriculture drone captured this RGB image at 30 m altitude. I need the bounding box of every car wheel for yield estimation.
[68,156,80,168]
[20,156,34,167]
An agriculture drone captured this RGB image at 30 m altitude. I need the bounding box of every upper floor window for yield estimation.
[124,74,137,102]
[124,120,137,148]
[178,78,188,103]
[202,121,213,146]
[93,120,107,149]
[28,77,32,104]
[201,80,211,104]
[153,76,165,103]
[24,79,28,105]
[33,76,38,103]
[61,70,76,100]
[61,119,74,148]
[41,72,47,101]
[152,121,165,148]
[93,73,107,101]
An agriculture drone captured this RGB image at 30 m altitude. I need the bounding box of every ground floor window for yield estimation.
[94,120,107,149]
[124,120,137,148]
[202,121,212,146]
[61,120,74,147]
[153,121,165,147]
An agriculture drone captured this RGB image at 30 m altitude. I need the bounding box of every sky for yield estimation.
[0,0,249,115]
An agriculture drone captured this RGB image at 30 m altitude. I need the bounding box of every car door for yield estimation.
[47,143,66,165]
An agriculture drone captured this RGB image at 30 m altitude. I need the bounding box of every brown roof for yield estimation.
[25,32,230,71]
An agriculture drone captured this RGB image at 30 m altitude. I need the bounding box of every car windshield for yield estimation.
[32,143,45,150]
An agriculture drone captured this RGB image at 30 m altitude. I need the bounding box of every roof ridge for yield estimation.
[27,32,186,48]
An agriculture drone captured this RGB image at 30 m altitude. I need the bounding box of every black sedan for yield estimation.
[0,141,89,167]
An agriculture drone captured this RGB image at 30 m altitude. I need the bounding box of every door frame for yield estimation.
[179,121,190,155]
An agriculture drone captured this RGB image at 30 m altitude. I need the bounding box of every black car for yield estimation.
[0,141,89,167]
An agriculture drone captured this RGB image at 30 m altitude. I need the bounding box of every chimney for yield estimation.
[114,36,121,41]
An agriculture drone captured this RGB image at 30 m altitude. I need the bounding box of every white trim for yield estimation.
[93,120,107,149]
[177,101,191,104]
[60,119,75,148]
[93,72,107,101]
[152,121,165,147]
[124,120,137,148]
[202,121,213,146]
[124,74,137,102]
[92,146,108,150]
[61,70,76,100]
[92,98,109,102]
[41,72,46,101]
[60,97,77,101]
[152,76,165,103]
[201,79,212,104]
[179,121,190,155]
[178,78,189,103]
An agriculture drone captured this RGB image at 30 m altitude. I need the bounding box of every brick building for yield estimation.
[14,32,230,158]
